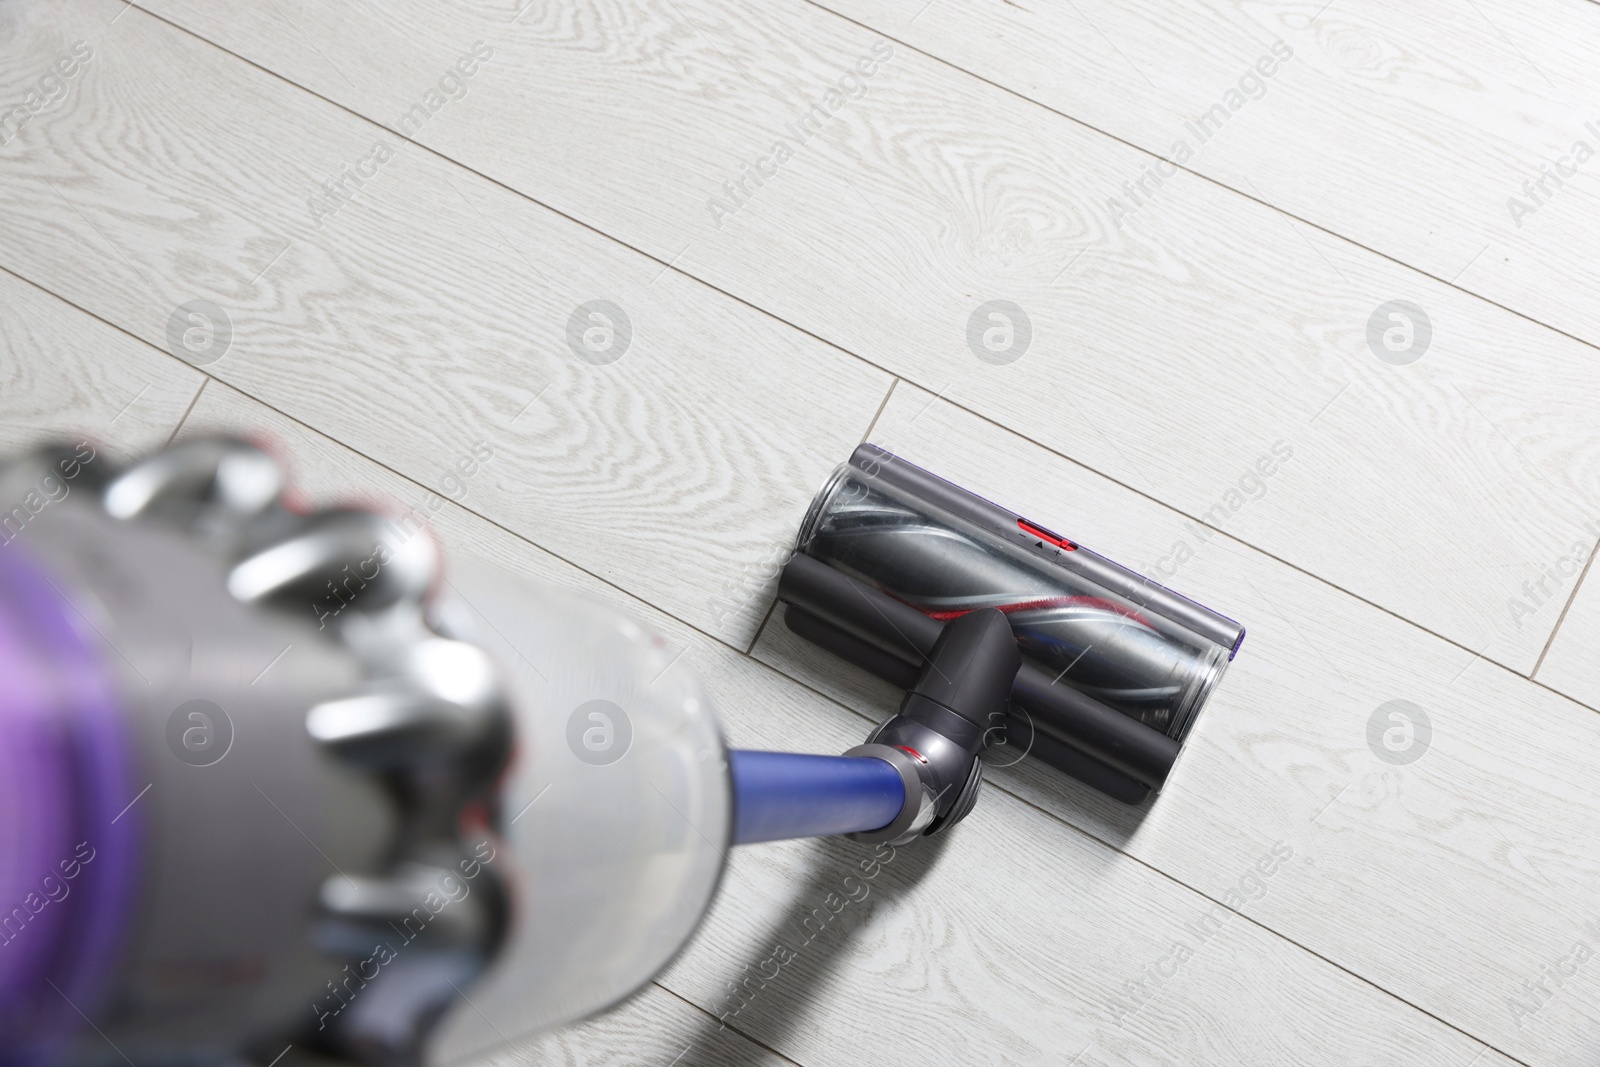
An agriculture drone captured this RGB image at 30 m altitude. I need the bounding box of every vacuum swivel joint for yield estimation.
[845,608,1020,844]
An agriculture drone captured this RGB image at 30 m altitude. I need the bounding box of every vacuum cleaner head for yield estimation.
[778,444,1246,806]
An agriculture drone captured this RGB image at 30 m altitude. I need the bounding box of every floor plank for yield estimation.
[816,0,1600,352]
[755,381,1600,1066]
[116,0,1600,675]
[0,0,890,649]
[178,379,1506,1067]
[0,269,202,458]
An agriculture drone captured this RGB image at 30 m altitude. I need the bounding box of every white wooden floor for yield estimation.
[5,0,1600,1063]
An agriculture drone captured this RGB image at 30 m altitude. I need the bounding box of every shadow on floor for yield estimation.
[666,829,953,1067]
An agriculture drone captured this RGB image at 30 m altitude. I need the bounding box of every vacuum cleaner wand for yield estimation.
[727,608,1016,846]
[853,607,1018,834]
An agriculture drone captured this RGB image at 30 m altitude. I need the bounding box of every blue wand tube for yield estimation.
[727,750,905,845]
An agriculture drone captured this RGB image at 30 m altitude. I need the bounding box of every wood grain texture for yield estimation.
[178,381,1508,1067]
[469,984,788,1067]
[464,985,787,1067]
[817,0,1600,352]
[0,269,201,458]
[124,0,1600,674]
[756,381,1600,1065]
[0,0,890,649]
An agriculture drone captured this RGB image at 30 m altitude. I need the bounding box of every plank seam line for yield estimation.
[1531,531,1600,678]
[650,981,811,1067]
[162,376,208,448]
[745,595,784,656]
[859,376,898,446]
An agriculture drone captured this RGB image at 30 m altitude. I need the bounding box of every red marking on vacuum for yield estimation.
[896,745,928,764]
[1018,518,1076,551]
[924,596,1156,629]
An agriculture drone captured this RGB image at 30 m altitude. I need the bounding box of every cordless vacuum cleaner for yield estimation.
[0,437,1242,1067]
